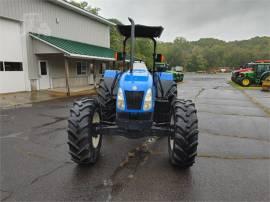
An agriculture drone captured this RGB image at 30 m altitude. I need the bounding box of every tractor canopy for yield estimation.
[117,24,164,38]
[116,19,165,72]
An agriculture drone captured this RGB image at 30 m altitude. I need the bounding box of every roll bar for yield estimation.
[117,18,164,73]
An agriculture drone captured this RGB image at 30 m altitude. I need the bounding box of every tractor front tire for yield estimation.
[241,78,251,87]
[169,99,199,168]
[96,81,116,122]
[67,98,102,165]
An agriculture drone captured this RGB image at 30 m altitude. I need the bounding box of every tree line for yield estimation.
[66,1,270,71]
[110,18,270,71]
[158,36,270,71]
[111,19,270,71]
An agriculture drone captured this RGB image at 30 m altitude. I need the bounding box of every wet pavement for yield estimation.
[0,91,62,109]
[0,73,269,201]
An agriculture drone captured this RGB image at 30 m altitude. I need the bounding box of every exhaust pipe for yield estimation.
[128,17,135,73]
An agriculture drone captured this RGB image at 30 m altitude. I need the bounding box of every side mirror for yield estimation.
[115,52,124,61]
[156,54,165,62]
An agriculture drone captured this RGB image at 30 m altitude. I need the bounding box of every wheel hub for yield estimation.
[242,79,250,86]
[170,114,175,150]
[92,112,101,149]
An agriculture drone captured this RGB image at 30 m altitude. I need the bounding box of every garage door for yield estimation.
[0,18,26,93]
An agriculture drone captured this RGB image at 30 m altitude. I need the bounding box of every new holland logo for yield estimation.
[132,85,138,91]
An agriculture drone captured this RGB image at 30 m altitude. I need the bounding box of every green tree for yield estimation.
[65,0,100,15]
[108,18,123,52]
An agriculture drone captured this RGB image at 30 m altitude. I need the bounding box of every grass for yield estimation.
[228,81,262,90]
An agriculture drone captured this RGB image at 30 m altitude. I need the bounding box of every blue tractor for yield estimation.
[67,18,199,168]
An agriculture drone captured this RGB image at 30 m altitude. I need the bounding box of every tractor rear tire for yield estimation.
[96,81,116,122]
[166,82,177,102]
[169,99,199,168]
[67,98,102,165]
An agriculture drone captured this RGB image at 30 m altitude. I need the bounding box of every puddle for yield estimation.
[95,137,159,201]
[0,132,28,140]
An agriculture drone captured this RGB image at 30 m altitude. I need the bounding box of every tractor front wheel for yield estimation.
[169,99,199,168]
[96,81,116,122]
[67,98,102,165]
[241,78,251,87]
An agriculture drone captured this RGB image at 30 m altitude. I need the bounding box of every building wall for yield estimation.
[36,55,105,88]
[0,0,111,91]
[0,0,110,47]
[0,17,30,93]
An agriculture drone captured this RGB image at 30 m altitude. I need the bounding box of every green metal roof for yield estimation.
[30,33,115,60]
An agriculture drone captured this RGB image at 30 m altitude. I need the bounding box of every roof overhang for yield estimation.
[30,33,116,61]
[47,0,115,26]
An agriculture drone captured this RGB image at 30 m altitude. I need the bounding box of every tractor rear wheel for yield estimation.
[67,98,102,165]
[165,82,177,102]
[169,99,199,168]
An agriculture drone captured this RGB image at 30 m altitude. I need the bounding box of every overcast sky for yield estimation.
[85,0,270,42]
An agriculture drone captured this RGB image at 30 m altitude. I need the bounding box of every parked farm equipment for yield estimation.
[168,66,184,82]
[231,61,270,86]
[156,63,184,82]
[262,75,270,91]
[67,18,199,168]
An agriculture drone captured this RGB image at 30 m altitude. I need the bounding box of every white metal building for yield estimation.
[0,0,115,94]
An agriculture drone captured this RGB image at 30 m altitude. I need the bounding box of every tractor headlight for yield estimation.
[117,88,125,110]
[143,88,152,111]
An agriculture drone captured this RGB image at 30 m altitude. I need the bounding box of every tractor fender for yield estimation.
[103,70,121,95]
[155,72,177,99]
[260,71,270,82]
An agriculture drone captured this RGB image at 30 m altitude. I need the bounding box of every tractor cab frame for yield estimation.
[117,20,164,73]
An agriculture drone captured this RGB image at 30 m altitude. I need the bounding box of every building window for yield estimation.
[76,61,87,75]
[0,62,3,71]
[4,62,23,71]
[40,61,47,75]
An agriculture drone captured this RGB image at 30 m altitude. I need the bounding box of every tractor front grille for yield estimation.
[125,91,144,110]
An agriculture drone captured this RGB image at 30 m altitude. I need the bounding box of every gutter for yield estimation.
[0,15,23,23]
[68,54,115,61]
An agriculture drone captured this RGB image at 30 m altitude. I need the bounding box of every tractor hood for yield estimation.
[241,70,254,74]
[119,68,153,92]
[233,68,253,73]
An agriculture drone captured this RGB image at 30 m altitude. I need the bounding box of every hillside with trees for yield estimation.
[65,1,270,72]
[109,19,270,71]
[158,36,270,71]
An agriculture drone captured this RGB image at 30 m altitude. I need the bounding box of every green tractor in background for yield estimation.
[167,66,184,82]
[156,63,184,82]
[155,62,169,72]
[234,62,270,87]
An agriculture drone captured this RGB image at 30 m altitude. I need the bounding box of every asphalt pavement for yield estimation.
[1,73,269,201]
